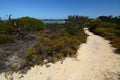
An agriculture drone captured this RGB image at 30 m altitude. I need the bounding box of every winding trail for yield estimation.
[0,28,120,80]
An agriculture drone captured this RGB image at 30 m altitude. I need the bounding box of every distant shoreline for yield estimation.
[41,20,65,24]
[40,19,66,21]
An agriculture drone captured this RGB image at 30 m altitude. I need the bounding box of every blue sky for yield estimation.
[0,0,120,19]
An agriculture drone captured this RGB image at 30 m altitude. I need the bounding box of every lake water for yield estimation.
[42,20,65,24]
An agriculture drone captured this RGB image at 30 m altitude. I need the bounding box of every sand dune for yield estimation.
[0,28,120,80]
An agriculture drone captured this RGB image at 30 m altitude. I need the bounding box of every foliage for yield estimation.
[65,15,88,35]
[0,20,15,35]
[27,35,81,65]
[0,16,44,44]
[88,16,120,54]
[102,22,118,28]
[98,15,120,24]
[88,18,102,32]
[24,16,88,66]
[115,48,120,54]
[17,17,44,32]
[94,27,115,36]
[110,38,120,54]
[25,48,36,66]
[0,34,16,44]
[0,15,88,70]
[45,23,65,34]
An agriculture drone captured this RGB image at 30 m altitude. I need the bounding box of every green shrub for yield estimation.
[0,34,16,44]
[0,21,15,34]
[28,35,84,65]
[17,17,44,32]
[49,33,60,39]
[102,22,118,28]
[115,48,120,54]
[88,16,120,54]
[88,18,103,33]
[45,24,65,34]
[110,38,120,54]
[25,48,36,66]
[65,15,88,35]
[23,16,88,68]
[94,27,115,36]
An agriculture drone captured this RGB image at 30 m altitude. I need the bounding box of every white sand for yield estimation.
[0,28,120,80]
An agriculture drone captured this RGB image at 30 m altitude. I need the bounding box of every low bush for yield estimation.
[110,38,120,54]
[88,16,120,54]
[94,27,115,36]
[25,27,87,67]
[115,48,120,54]
[17,17,44,32]
[25,48,36,66]
[65,16,88,35]
[24,15,88,68]
[0,16,45,44]
[0,34,16,44]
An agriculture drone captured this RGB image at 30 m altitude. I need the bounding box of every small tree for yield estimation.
[65,15,88,35]
[7,14,12,20]
[88,18,102,32]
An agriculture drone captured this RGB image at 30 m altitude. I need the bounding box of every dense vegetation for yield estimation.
[88,16,120,54]
[0,15,88,71]
[17,17,44,32]
[0,16,44,44]
[24,16,88,67]
[1,15,120,73]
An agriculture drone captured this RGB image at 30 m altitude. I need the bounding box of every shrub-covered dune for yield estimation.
[0,15,88,73]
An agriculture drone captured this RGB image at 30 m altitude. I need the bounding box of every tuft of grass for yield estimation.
[0,34,16,44]
[25,48,36,66]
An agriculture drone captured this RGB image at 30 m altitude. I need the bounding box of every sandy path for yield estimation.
[0,28,120,80]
